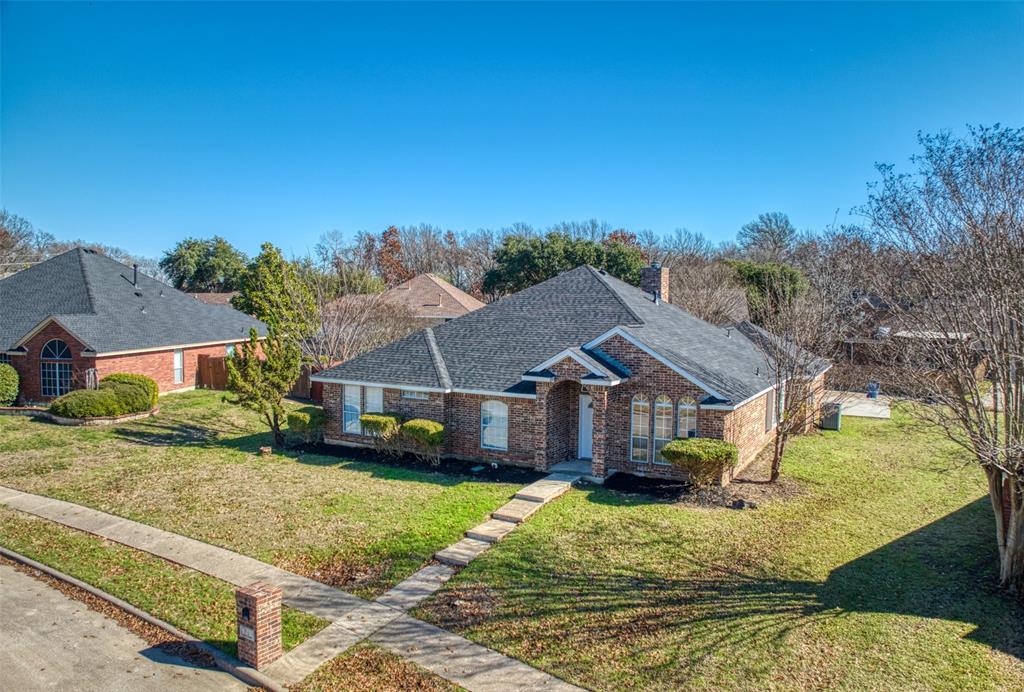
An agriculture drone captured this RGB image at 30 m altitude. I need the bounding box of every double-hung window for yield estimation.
[343,385,361,434]
[401,390,429,400]
[765,387,777,432]
[653,396,673,463]
[173,349,184,384]
[480,400,508,451]
[630,395,650,463]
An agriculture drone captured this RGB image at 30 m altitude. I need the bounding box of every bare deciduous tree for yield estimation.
[864,125,1024,596]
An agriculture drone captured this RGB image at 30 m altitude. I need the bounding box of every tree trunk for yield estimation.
[769,431,787,483]
[988,467,1024,597]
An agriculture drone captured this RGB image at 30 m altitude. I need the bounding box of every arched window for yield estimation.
[678,396,697,438]
[630,395,650,463]
[481,400,508,451]
[40,339,72,397]
[653,395,673,463]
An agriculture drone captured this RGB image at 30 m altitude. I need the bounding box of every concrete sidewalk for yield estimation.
[1,563,243,692]
[825,390,892,419]
[0,485,583,692]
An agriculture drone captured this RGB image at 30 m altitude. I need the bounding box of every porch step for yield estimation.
[434,538,492,567]
[514,478,574,503]
[465,518,518,544]
[491,498,544,524]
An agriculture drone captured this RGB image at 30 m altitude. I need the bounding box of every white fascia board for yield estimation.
[12,316,94,353]
[533,348,616,380]
[580,378,621,387]
[584,326,726,401]
[521,374,555,383]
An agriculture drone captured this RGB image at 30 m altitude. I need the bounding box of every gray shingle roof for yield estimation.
[317,265,786,405]
[0,248,266,353]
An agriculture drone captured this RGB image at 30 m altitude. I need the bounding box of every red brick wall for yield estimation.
[722,390,776,479]
[96,342,241,394]
[446,392,535,466]
[8,322,95,404]
[598,335,714,479]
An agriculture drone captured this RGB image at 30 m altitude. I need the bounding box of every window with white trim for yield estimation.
[765,387,777,432]
[678,396,697,438]
[343,385,361,434]
[225,344,236,356]
[480,400,508,451]
[0,353,10,365]
[172,349,184,384]
[401,390,429,400]
[653,395,673,463]
[630,395,650,463]
[40,339,72,398]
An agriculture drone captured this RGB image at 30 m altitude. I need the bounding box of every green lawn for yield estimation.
[415,409,1024,691]
[0,390,521,597]
[0,507,327,656]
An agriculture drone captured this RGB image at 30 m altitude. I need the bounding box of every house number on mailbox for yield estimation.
[238,624,255,641]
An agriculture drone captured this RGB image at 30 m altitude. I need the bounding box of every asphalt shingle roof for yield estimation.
[0,248,266,353]
[318,265,784,404]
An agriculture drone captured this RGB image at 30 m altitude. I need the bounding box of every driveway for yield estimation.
[0,563,243,692]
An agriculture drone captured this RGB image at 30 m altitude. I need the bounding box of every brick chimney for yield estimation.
[641,263,669,304]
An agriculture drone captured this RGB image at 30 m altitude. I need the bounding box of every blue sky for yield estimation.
[2,2,1022,258]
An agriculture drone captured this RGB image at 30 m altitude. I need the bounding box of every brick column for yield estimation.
[235,582,283,669]
[588,387,608,479]
[532,382,550,471]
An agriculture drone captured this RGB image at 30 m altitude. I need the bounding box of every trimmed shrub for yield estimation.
[101,373,158,409]
[287,407,326,443]
[49,388,125,419]
[99,381,151,414]
[0,363,18,406]
[660,437,739,487]
[360,413,404,456]
[400,418,444,465]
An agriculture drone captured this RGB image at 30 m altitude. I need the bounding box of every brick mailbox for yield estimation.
[235,582,283,669]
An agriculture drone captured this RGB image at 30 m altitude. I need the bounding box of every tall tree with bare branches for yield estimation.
[864,125,1024,596]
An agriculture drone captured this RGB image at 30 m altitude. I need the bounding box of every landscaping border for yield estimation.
[0,545,283,692]
[0,407,158,426]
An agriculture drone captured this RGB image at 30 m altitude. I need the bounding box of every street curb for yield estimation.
[0,546,286,692]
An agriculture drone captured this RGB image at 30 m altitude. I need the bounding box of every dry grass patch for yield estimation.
[0,390,520,597]
[294,644,460,692]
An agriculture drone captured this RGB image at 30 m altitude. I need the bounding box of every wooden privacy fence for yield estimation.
[197,355,228,390]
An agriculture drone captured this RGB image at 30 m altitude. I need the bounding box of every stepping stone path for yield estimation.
[435,471,580,568]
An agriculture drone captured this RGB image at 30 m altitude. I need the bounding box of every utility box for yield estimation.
[821,402,842,431]
[235,582,283,669]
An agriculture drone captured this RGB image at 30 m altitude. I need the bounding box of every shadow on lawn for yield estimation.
[110,417,543,485]
[432,497,1023,668]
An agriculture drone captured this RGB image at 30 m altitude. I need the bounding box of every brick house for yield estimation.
[0,248,266,404]
[313,264,828,484]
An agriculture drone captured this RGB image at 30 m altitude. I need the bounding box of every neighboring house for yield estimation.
[0,248,266,404]
[188,291,240,306]
[328,274,484,327]
[313,264,828,484]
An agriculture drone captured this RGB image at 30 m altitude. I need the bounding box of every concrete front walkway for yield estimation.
[1,563,243,692]
[0,485,582,692]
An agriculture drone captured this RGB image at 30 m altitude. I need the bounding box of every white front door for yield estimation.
[578,394,594,459]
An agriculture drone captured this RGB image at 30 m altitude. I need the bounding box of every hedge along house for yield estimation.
[0,248,266,404]
[313,264,829,484]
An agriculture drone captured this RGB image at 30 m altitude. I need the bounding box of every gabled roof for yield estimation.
[384,274,485,319]
[315,265,786,405]
[188,291,240,306]
[0,248,266,353]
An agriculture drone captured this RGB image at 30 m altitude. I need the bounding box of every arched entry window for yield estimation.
[678,396,698,438]
[630,395,650,463]
[653,395,673,463]
[40,339,72,397]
